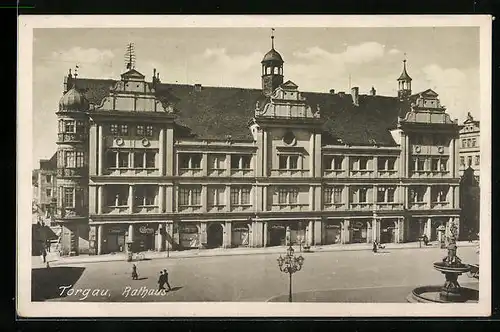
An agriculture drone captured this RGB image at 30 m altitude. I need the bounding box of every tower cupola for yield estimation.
[58,86,89,112]
[261,28,284,97]
[397,57,412,99]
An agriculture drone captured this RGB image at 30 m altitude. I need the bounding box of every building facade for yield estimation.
[52,40,461,256]
[458,112,480,238]
[32,154,58,223]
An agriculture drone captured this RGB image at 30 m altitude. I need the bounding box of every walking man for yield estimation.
[157,271,165,291]
[131,264,138,280]
[42,248,47,263]
[163,269,172,291]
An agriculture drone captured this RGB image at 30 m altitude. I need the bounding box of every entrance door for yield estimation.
[107,234,120,253]
[207,223,223,248]
[269,227,286,246]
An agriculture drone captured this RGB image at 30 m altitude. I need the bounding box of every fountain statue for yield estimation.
[407,221,479,303]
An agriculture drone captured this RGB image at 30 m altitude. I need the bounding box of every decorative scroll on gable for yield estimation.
[255,80,318,119]
[401,89,456,125]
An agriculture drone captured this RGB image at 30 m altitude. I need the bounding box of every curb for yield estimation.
[42,241,479,267]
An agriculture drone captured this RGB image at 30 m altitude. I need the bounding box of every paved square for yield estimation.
[32,246,479,302]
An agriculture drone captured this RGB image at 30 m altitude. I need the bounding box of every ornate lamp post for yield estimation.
[277,245,305,302]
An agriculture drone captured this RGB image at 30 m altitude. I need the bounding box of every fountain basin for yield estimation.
[433,262,471,274]
[407,285,478,303]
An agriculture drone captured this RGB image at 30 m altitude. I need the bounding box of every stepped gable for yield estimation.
[73,78,404,145]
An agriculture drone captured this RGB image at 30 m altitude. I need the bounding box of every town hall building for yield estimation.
[53,36,461,256]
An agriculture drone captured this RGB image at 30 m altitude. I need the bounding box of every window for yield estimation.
[359,157,368,170]
[63,187,74,207]
[417,157,426,171]
[106,185,129,206]
[64,120,75,133]
[439,158,448,171]
[178,186,202,206]
[277,187,299,205]
[208,187,225,206]
[462,139,466,148]
[135,185,157,206]
[145,125,154,137]
[118,152,129,168]
[471,138,476,147]
[110,124,118,135]
[467,156,473,167]
[324,156,343,170]
[179,154,202,169]
[358,188,368,202]
[211,154,226,169]
[136,125,144,136]
[377,187,396,203]
[107,151,117,168]
[64,151,75,168]
[75,151,85,168]
[134,152,144,168]
[475,155,480,166]
[432,186,449,202]
[231,155,252,169]
[460,156,465,167]
[46,175,52,183]
[231,186,252,206]
[378,157,397,171]
[409,186,426,202]
[119,124,128,135]
[278,155,299,170]
[145,152,156,168]
[324,186,343,204]
[76,121,85,134]
[46,189,52,197]
[431,158,439,171]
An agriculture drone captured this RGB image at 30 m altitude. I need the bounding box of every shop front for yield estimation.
[106,225,127,253]
[349,220,369,243]
[324,220,342,245]
[408,218,426,242]
[231,222,250,247]
[134,224,156,252]
[380,219,397,244]
[207,222,224,248]
[432,218,448,242]
[268,223,286,246]
[178,223,200,250]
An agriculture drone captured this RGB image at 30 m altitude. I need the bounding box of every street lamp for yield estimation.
[277,245,305,302]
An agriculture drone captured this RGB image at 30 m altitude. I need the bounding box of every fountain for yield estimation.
[407,222,479,303]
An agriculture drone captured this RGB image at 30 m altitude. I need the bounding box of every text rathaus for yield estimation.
[54,37,461,256]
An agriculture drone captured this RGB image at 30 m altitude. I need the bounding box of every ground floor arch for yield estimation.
[207,222,224,248]
[380,219,398,244]
[349,219,371,243]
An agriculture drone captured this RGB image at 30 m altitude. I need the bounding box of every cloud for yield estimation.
[388,48,401,55]
[294,42,386,65]
[48,47,118,78]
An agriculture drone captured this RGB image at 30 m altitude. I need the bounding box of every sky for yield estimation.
[32,27,480,163]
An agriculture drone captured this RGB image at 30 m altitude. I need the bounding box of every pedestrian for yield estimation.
[372,241,378,253]
[131,264,138,280]
[163,269,172,291]
[158,271,165,291]
[468,230,473,243]
[423,234,429,246]
[42,248,47,263]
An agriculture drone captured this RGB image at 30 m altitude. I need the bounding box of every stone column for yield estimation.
[202,152,208,177]
[367,221,372,243]
[89,186,97,215]
[128,224,134,243]
[373,156,379,178]
[400,132,406,178]
[344,185,350,209]
[372,217,379,243]
[89,124,97,175]
[225,185,231,212]
[308,186,314,210]
[165,222,174,251]
[454,185,460,210]
[427,185,433,208]
[97,224,103,255]
[165,128,174,176]
[405,134,410,177]
[157,223,164,251]
[97,125,103,176]
[307,220,314,246]
[201,185,207,212]
[165,185,173,213]
[97,186,103,214]
[225,221,232,248]
[158,185,165,213]
[263,221,268,247]
[343,219,350,244]
[344,155,350,176]
[314,133,322,178]
[199,222,207,248]
[426,218,432,239]
[314,219,322,245]
[263,186,268,211]
[159,128,165,176]
[129,185,134,213]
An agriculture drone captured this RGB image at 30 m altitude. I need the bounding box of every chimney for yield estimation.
[370,86,376,96]
[194,83,202,92]
[351,86,359,106]
[329,89,335,94]
[338,91,345,97]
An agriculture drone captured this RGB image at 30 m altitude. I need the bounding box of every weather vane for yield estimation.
[271,28,275,49]
[74,64,79,78]
[125,43,136,70]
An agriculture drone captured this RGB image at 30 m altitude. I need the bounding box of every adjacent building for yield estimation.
[52,38,462,256]
[458,112,480,238]
[32,154,58,223]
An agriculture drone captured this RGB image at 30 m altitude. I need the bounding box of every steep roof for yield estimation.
[73,78,404,146]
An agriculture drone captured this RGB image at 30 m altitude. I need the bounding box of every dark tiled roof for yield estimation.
[74,78,404,146]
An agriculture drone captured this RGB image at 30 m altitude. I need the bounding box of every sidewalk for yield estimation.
[36,240,479,267]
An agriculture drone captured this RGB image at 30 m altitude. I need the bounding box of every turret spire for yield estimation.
[271,28,275,49]
[397,54,412,99]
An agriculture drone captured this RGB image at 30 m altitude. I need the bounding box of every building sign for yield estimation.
[139,226,155,234]
[109,227,124,234]
[180,224,199,234]
[270,224,285,230]
[325,223,340,229]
